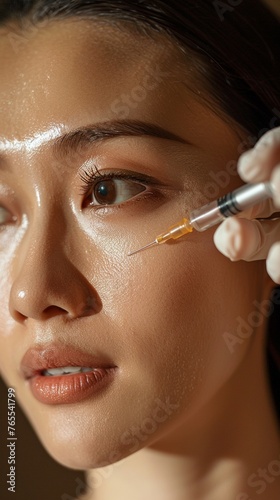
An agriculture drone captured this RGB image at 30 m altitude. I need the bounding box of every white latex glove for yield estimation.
[214,127,280,284]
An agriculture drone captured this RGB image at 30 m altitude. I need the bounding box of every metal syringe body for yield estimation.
[189,181,272,231]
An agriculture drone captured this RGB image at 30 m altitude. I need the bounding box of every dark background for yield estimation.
[0,376,86,500]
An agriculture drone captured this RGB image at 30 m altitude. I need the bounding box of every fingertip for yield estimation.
[237,128,280,182]
[237,150,269,183]
[271,165,280,208]
[255,127,280,151]
[214,218,244,261]
[213,221,233,260]
[214,217,261,262]
[237,150,256,181]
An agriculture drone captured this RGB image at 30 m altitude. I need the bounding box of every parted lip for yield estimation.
[20,342,117,380]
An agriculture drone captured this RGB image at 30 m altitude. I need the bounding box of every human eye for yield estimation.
[79,164,160,209]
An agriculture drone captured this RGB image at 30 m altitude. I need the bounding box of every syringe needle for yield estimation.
[128,240,159,256]
[128,218,192,256]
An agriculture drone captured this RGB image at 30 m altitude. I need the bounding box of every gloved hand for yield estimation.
[214,127,280,284]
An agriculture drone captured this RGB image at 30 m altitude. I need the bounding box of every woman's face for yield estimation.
[0,19,269,468]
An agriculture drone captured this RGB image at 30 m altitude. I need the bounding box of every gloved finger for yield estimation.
[237,197,278,220]
[213,216,280,264]
[238,127,280,183]
[271,165,280,208]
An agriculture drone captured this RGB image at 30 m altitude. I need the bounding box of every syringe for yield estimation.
[128,182,273,256]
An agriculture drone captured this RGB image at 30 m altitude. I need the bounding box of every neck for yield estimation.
[82,338,280,500]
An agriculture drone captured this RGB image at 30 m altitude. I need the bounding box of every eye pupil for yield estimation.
[94,180,116,205]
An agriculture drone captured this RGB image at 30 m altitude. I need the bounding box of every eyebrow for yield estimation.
[0,119,189,170]
[53,119,189,159]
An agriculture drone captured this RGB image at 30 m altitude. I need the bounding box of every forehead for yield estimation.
[0,17,171,65]
[0,18,243,173]
[0,18,195,156]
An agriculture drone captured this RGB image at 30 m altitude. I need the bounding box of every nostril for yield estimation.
[9,309,28,325]
[43,305,68,318]
[41,298,102,320]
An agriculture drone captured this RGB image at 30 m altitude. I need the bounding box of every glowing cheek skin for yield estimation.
[112,230,254,416]
[0,215,28,338]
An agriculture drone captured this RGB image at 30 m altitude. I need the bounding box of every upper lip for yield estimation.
[20,342,117,380]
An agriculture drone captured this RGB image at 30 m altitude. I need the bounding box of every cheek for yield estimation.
[101,229,261,416]
[0,259,16,388]
[0,224,27,338]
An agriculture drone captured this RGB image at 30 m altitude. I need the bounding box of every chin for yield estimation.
[32,423,143,471]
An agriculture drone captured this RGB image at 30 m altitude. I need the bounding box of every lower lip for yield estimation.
[29,368,117,405]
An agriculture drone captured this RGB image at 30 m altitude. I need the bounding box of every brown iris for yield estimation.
[94,180,117,205]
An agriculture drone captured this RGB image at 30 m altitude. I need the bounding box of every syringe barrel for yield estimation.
[190,200,223,231]
[190,182,272,232]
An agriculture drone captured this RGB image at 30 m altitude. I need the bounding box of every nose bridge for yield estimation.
[9,205,99,323]
[17,199,67,270]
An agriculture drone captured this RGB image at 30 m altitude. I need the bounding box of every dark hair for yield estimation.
[1,0,280,417]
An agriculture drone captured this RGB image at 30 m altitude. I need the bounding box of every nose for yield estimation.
[9,216,100,324]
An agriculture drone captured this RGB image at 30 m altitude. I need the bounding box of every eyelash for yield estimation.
[78,164,157,208]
